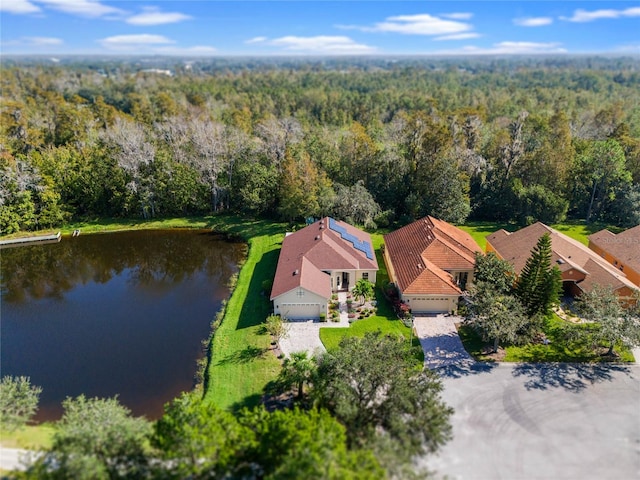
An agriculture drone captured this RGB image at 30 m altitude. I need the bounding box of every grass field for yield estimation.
[458,314,635,363]
[0,425,55,450]
[203,221,285,411]
[460,219,621,250]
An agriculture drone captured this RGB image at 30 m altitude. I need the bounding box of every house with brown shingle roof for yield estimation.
[271,218,378,320]
[588,224,640,288]
[487,222,639,301]
[383,216,482,313]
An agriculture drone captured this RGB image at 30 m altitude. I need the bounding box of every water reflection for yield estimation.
[1,230,246,421]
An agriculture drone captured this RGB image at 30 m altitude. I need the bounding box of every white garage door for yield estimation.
[281,303,321,320]
[407,297,452,313]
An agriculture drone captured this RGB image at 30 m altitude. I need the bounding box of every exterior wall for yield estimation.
[325,269,377,292]
[402,294,458,313]
[589,241,640,287]
[485,241,498,255]
[561,268,587,284]
[273,288,328,319]
[383,247,399,286]
[616,286,639,307]
[449,269,475,291]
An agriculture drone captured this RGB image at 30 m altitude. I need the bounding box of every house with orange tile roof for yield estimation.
[487,222,639,301]
[588,224,640,288]
[270,218,378,320]
[383,216,482,313]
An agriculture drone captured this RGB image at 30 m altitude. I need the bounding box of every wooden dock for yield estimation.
[0,231,62,249]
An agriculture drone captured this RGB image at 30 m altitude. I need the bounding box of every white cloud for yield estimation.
[0,0,41,14]
[153,45,217,55]
[434,32,481,41]
[245,36,267,44]
[126,7,191,26]
[36,0,125,18]
[436,41,567,55]
[265,36,376,54]
[514,17,553,27]
[24,36,64,45]
[2,36,63,46]
[441,12,473,20]
[339,12,473,36]
[561,6,640,22]
[99,34,175,49]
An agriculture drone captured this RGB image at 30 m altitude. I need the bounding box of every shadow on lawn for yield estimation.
[216,345,270,366]
[236,248,279,330]
[512,362,634,392]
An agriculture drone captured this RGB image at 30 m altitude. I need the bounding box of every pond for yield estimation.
[1,229,246,422]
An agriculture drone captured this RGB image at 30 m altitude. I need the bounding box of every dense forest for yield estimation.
[2,56,639,234]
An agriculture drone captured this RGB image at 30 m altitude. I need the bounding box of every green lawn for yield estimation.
[460,219,622,250]
[0,424,55,450]
[459,314,635,363]
[319,234,424,361]
[203,223,284,411]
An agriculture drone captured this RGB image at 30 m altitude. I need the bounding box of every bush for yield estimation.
[261,279,273,295]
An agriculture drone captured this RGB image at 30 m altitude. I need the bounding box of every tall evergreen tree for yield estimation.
[515,233,563,317]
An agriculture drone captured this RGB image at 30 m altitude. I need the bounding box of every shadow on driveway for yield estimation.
[512,362,636,392]
[436,360,498,379]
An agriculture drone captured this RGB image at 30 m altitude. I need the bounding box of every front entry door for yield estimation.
[342,272,349,290]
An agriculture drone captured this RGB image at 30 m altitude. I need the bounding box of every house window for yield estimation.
[297,289,304,298]
[336,276,340,287]
[362,272,369,280]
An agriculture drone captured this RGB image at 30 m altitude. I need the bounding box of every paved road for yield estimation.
[413,315,640,480]
[424,362,640,480]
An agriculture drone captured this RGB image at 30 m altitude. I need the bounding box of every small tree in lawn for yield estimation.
[265,314,288,346]
[352,278,374,305]
[578,284,640,357]
[275,351,317,399]
[0,376,42,432]
[515,232,563,318]
[466,283,529,353]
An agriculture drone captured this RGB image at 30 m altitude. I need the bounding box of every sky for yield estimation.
[1,1,639,56]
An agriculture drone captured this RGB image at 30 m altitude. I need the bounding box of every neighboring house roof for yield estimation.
[589,224,640,275]
[487,222,638,294]
[270,217,378,300]
[384,216,482,296]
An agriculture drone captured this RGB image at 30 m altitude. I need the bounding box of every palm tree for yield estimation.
[279,351,316,399]
[352,278,374,305]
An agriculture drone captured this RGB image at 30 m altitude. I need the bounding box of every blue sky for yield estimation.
[1,1,639,56]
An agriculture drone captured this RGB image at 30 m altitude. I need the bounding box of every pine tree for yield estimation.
[515,232,562,317]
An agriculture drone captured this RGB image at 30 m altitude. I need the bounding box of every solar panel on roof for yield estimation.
[328,217,374,260]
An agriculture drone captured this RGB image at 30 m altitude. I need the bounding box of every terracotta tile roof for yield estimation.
[487,222,638,294]
[271,217,378,300]
[384,216,482,295]
[403,259,462,295]
[589,224,640,274]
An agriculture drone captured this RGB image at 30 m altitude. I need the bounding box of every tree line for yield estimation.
[1,57,639,234]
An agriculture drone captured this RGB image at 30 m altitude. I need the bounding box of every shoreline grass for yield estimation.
[0,425,55,450]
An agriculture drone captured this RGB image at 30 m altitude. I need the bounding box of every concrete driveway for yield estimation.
[413,315,640,479]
